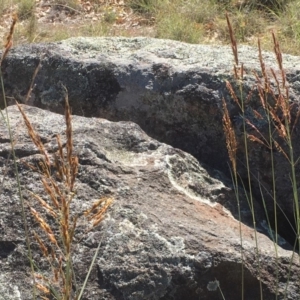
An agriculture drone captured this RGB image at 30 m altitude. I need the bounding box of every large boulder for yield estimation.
[1,37,300,246]
[0,105,298,300]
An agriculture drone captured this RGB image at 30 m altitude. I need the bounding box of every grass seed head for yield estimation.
[16,102,51,167]
[30,207,58,246]
[222,98,237,173]
[29,191,57,218]
[41,178,59,209]
[226,80,241,110]
[226,12,238,66]
[35,283,50,295]
[1,13,17,64]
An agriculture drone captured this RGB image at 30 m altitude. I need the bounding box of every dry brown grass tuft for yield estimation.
[223,13,300,298]
[17,80,113,300]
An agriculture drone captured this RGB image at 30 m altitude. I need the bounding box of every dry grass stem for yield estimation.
[273,140,290,161]
[222,98,237,173]
[253,109,263,120]
[272,32,285,88]
[268,107,288,139]
[70,155,78,192]
[258,39,269,92]
[245,85,255,105]
[54,136,67,182]
[21,160,38,172]
[69,215,78,245]
[34,273,45,280]
[35,283,50,295]
[278,94,291,123]
[226,12,238,66]
[30,207,58,246]
[91,198,113,227]
[16,84,113,298]
[39,161,51,178]
[64,90,72,164]
[54,267,60,282]
[223,12,300,300]
[270,69,282,101]
[245,119,269,148]
[226,80,241,110]
[50,178,63,202]
[61,85,76,192]
[25,59,42,103]
[84,197,111,217]
[41,177,60,209]
[29,190,57,218]
[16,102,51,166]
[0,13,17,65]
[256,81,267,110]
[33,231,49,257]
[56,134,64,164]
[233,64,244,82]
[270,69,290,124]
[247,134,267,147]
[292,107,300,135]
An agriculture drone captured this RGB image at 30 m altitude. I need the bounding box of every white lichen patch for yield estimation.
[108,210,186,257]
[105,148,164,168]
[166,154,225,207]
[152,233,185,254]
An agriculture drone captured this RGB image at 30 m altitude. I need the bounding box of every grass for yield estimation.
[223,14,300,299]
[155,4,205,44]
[0,0,299,55]
[17,0,35,20]
[128,0,160,14]
[0,16,113,299]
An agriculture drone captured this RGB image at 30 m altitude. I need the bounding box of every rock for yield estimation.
[1,37,300,246]
[0,105,299,299]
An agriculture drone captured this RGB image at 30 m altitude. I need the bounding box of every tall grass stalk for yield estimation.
[224,13,300,299]
[225,13,263,299]
[0,13,37,299]
[222,100,244,300]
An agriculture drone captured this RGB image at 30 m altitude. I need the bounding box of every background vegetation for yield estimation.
[0,0,300,55]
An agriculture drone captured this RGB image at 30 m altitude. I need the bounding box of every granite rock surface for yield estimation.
[2,37,300,245]
[0,105,298,299]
